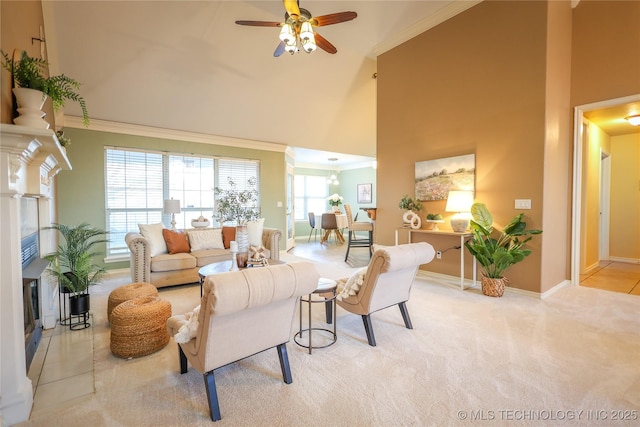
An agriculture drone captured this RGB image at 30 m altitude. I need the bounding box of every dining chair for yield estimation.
[308,212,320,242]
[321,213,339,244]
[344,204,374,261]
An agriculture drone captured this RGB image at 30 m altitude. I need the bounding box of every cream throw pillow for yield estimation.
[337,267,367,301]
[188,229,224,251]
[247,218,265,247]
[138,223,168,257]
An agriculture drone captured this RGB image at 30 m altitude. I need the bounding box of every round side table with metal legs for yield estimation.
[294,278,337,354]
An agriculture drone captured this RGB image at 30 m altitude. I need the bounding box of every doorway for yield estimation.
[571,93,640,286]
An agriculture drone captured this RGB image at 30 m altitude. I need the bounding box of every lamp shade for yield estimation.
[163,199,181,214]
[445,191,474,213]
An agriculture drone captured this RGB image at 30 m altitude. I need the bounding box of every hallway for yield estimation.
[580,261,640,295]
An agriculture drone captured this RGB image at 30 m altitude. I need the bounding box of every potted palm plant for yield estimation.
[44,223,108,327]
[1,50,89,127]
[464,203,542,297]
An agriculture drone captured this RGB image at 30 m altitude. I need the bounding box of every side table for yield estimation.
[294,278,337,354]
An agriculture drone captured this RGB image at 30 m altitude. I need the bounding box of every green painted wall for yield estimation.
[57,128,287,270]
[293,166,376,238]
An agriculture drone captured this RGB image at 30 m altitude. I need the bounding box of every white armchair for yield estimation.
[335,242,435,346]
[167,262,319,421]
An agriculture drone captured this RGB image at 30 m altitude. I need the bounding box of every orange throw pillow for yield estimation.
[222,226,236,249]
[162,229,190,254]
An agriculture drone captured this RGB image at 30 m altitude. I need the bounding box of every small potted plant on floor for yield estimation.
[1,50,89,127]
[44,223,108,327]
[464,203,542,297]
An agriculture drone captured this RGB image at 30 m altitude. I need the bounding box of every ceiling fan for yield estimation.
[235,0,357,57]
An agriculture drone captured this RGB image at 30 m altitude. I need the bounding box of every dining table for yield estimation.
[320,213,348,244]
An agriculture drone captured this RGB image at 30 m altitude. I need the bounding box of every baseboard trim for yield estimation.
[608,256,640,264]
[416,270,571,300]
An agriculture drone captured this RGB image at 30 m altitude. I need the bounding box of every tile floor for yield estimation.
[579,260,640,295]
[24,242,640,421]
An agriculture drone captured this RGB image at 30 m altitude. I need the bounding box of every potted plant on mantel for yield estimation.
[398,195,423,229]
[214,177,260,267]
[0,49,89,128]
[44,223,108,329]
[464,203,542,297]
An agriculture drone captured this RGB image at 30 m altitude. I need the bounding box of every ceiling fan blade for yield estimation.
[314,32,337,54]
[310,11,357,27]
[235,20,282,27]
[283,0,301,19]
[274,41,286,57]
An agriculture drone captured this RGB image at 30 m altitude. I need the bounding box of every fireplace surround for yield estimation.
[0,124,71,425]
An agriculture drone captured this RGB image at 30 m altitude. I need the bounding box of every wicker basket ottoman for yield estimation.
[110,296,172,359]
[107,282,158,323]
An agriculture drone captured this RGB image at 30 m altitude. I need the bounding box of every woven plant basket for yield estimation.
[107,282,158,323]
[110,296,172,359]
[481,276,508,297]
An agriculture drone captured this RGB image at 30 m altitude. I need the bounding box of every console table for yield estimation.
[395,228,476,290]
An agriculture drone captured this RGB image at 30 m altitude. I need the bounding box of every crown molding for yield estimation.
[373,0,483,56]
[63,116,289,154]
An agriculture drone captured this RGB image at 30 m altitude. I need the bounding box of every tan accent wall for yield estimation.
[378,1,549,292]
[0,1,54,127]
[377,0,640,293]
[540,0,573,293]
[609,133,640,260]
[571,1,640,106]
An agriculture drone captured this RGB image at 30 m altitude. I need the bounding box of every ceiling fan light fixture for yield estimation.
[300,21,314,41]
[279,23,295,44]
[285,38,297,54]
[302,37,316,53]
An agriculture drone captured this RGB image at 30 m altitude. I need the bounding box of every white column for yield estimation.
[38,196,59,329]
[0,125,71,425]
[0,155,33,426]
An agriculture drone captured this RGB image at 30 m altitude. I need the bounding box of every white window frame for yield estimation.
[104,146,259,259]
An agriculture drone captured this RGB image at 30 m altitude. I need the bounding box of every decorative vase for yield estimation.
[481,276,508,297]
[12,88,49,129]
[235,225,249,268]
[402,210,421,229]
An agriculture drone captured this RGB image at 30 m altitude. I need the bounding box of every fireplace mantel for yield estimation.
[0,124,72,425]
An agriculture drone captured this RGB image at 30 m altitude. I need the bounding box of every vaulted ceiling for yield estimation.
[42,1,638,168]
[43,0,479,167]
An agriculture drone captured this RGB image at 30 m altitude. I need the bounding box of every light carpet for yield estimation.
[21,251,640,427]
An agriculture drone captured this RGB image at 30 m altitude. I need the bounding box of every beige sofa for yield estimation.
[125,227,282,288]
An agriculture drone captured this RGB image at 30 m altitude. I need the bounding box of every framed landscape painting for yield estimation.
[415,154,475,201]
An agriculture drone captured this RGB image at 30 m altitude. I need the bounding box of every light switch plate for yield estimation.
[515,199,531,209]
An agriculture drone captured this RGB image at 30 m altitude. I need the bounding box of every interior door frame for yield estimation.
[571,93,640,285]
[285,162,295,251]
[599,149,611,261]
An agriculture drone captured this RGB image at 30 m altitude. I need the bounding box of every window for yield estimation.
[294,175,328,221]
[105,147,259,258]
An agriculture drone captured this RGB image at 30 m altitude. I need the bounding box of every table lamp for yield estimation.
[163,199,181,229]
[445,190,474,232]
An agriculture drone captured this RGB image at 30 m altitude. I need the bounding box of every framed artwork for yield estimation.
[357,183,372,204]
[414,154,475,201]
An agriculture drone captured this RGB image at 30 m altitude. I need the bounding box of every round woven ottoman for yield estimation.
[110,296,172,359]
[107,282,158,323]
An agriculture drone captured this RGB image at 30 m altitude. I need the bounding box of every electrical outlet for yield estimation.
[436,251,442,259]
[515,199,531,209]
